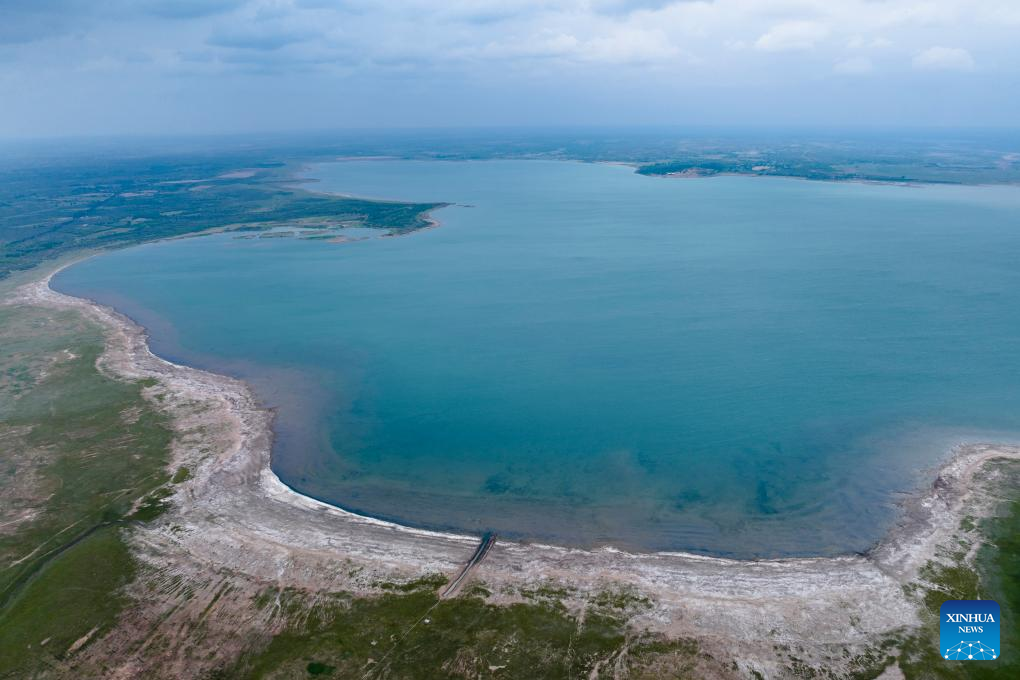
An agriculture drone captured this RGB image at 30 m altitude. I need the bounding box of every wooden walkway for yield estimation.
[439,532,496,599]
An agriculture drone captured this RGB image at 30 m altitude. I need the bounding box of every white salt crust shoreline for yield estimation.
[8,263,1020,672]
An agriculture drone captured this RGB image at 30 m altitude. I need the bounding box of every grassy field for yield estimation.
[0,302,173,677]
[230,579,714,679]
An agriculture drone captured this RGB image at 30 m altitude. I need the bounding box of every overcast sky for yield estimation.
[2,0,1019,138]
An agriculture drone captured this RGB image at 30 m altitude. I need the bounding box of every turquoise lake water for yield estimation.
[54,160,1020,556]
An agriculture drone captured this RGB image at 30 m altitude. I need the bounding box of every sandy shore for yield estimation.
[7,266,1020,674]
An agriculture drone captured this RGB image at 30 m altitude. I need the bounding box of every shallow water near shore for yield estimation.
[53,160,1020,556]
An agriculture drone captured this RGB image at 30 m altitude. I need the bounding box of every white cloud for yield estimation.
[580,27,680,63]
[475,26,679,65]
[912,46,975,71]
[834,56,873,74]
[754,21,829,52]
[846,35,892,50]
[3,0,1019,135]
[477,33,580,60]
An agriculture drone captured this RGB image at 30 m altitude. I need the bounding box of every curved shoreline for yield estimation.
[17,262,1020,566]
[33,257,966,561]
[21,263,477,539]
[7,262,1020,669]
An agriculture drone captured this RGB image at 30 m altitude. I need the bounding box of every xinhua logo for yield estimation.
[940,600,1000,661]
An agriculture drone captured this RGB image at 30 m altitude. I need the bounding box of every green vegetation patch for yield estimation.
[305,661,336,676]
[375,573,448,593]
[234,587,710,679]
[128,485,176,522]
[0,303,174,676]
[0,526,135,675]
[894,462,1020,680]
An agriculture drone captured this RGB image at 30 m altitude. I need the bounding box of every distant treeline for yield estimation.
[637,159,920,184]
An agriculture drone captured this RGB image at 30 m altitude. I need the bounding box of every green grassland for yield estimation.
[0,303,173,677]
[230,579,714,679]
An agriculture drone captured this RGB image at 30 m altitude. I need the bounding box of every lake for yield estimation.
[54,160,1020,556]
